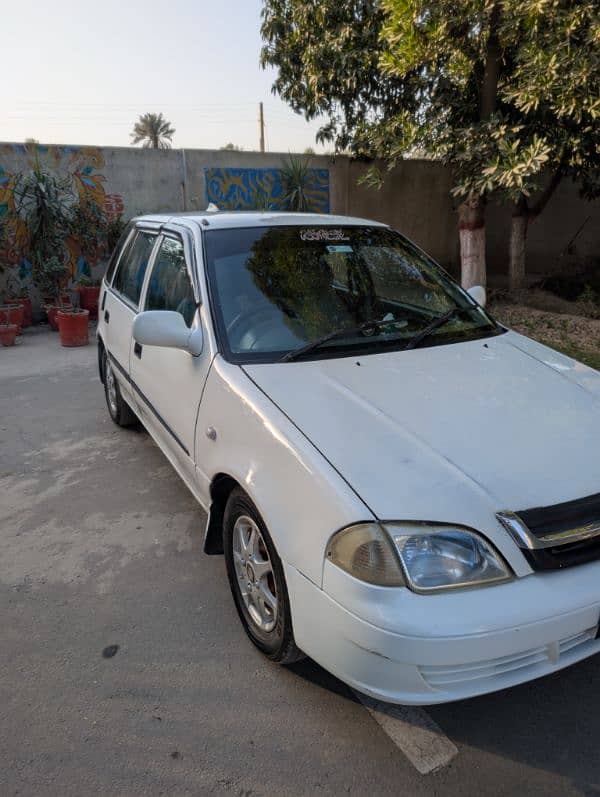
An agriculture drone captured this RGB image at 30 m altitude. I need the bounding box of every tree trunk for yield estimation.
[509,198,529,291]
[458,200,486,289]
[480,3,501,120]
[508,173,563,292]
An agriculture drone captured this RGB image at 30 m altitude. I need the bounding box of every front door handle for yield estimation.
[104,310,110,323]
[134,341,143,359]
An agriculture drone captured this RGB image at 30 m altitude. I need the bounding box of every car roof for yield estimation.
[133,210,388,230]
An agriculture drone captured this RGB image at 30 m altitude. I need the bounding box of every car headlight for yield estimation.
[327,523,511,592]
[326,523,405,586]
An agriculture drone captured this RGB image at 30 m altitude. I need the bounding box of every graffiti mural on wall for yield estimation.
[0,143,124,280]
[205,167,330,213]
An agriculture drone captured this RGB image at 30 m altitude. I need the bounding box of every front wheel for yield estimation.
[223,488,303,664]
[102,349,137,427]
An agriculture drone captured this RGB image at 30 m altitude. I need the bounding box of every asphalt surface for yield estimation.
[1,327,600,796]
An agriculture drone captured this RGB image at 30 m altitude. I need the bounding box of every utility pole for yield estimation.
[259,102,265,153]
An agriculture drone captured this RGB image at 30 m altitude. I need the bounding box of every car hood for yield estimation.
[243,332,600,533]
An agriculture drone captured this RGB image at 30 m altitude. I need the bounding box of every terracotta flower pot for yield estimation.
[0,304,24,335]
[58,308,89,347]
[7,298,32,327]
[45,303,72,331]
[77,286,101,319]
[0,324,18,347]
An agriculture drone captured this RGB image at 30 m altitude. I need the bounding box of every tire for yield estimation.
[102,349,137,428]
[223,488,304,664]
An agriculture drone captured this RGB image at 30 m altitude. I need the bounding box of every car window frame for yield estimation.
[141,231,198,327]
[104,222,135,286]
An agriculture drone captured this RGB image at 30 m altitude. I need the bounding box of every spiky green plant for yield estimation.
[280,154,313,212]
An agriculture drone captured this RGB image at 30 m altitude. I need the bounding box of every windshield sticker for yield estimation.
[326,245,353,253]
[300,228,350,242]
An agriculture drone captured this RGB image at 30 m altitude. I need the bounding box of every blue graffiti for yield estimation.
[205,167,330,213]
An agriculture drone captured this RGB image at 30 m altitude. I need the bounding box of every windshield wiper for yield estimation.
[282,317,408,362]
[403,307,461,350]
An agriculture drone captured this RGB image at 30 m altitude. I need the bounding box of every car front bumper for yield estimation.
[285,560,600,705]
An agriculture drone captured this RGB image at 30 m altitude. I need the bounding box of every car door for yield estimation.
[129,231,213,486]
[103,226,159,406]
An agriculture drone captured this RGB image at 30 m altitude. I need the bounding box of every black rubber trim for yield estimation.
[107,351,190,456]
[108,286,138,313]
[518,492,600,538]
[107,351,129,381]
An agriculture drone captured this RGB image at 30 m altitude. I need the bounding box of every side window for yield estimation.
[112,230,156,306]
[145,237,196,328]
[104,223,134,284]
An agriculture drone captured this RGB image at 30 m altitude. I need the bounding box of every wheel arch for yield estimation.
[97,333,106,384]
[203,472,241,555]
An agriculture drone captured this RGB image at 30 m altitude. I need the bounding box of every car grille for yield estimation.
[519,490,600,538]
[420,627,598,691]
[522,535,600,570]
[498,491,600,571]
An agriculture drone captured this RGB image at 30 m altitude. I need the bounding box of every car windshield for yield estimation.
[204,225,500,364]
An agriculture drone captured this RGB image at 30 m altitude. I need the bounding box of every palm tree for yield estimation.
[130,113,175,149]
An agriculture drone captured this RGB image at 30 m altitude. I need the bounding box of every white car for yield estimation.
[98,211,600,705]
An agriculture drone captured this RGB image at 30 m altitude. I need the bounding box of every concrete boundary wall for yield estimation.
[1,142,598,288]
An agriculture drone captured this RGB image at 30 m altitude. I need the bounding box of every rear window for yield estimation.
[112,230,156,306]
[104,223,134,284]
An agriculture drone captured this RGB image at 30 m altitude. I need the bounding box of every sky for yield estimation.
[1,0,326,153]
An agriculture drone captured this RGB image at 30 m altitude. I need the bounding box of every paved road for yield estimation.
[1,328,599,796]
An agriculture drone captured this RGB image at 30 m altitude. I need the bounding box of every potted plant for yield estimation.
[70,198,107,319]
[74,272,101,319]
[0,300,21,344]
[13,158,73,329]
[57,305,89,347]
[0,290,19,346]
[36,256,71,331]
[4,267,32,327]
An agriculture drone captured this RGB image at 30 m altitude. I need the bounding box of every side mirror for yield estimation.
[467,285,486,307]
[133,311,203,356]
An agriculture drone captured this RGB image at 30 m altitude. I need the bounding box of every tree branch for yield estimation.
[529,168,563,220]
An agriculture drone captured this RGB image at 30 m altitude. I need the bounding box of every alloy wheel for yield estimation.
[232,515,278,632]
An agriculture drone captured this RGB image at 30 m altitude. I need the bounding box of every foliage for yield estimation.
[221,142,243,151]
[35,255,70,302]
[106,214,127,253]
[70,197,107,260]
[280,154,313,211]
[252,189,274,211]
[13,158,73,297]
[261,0,599,207]
[3,266,28,298]
[130,113,176,149]
[13,159,72,265]
[261,1,414,157]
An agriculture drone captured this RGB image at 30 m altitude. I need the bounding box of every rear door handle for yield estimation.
[104,310,110,323]
[134,341,143,359]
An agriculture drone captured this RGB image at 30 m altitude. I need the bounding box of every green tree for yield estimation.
[495,1,600,287]
[261,0,599,289]
[130,113,175,149]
